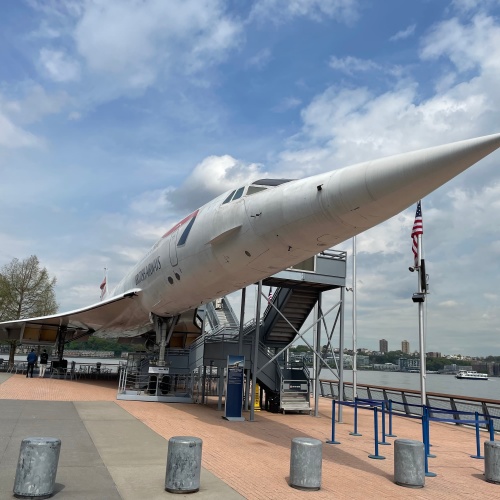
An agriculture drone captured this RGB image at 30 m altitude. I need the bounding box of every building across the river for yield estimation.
[401,340,410,354]
[379,339,388,353]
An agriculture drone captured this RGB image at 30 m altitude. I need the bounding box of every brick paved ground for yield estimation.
[1,374,498,499]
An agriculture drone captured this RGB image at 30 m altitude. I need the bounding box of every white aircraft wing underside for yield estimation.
[0,289,153,342]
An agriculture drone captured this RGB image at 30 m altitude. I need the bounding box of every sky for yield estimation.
[1,0,500,357]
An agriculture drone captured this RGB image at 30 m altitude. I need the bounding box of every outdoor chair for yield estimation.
[65,362,79,380]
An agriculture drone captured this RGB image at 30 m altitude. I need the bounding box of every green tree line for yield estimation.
[289,345,472,371]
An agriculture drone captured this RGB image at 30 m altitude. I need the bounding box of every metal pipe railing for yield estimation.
[319,379,500,430]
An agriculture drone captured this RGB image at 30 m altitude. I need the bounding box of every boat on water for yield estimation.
[455,370,488,380]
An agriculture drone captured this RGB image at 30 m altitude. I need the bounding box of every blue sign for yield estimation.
[224,355,245,421]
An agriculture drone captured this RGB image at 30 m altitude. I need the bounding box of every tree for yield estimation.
[0,255,58,366]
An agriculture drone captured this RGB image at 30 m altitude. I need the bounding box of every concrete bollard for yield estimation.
[289,437,322,490]
[165,436,202,493]
[394,439,425,488]
[485,440,500,484]
[13,437,61,498]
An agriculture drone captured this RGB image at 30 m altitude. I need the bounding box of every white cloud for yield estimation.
[389,23,416,42]
[250,0,360,24]
[39,48,81,82]
[130,188,173,216]
[1,84,69,125]
[1,85,65,153]
[0,112,43,149]
[272,97,302,113]
[188,16,242,72]
[483,293,498,301]
[280,70,494,175]
[284,12,500,178]
[0,233,34,265]
[355,214,411,256]
[438,300,459,308]
[167,155,268,211]
[329,55,381,74]
[452,0,498,14]
[71,0,243,90]
[246,48,272,70]
[31,21,61,40]
[420,13,500,74]
[68,111,82,121]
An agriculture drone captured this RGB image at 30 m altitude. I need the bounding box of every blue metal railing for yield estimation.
[319,379,500,431]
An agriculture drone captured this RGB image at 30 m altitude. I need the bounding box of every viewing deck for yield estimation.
[1,372,499,499]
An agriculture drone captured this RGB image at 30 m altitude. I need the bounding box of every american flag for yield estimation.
[100,276,107,300]
[411,201,423,266]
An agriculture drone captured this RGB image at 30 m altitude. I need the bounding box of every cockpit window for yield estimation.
[222,190,236,204]
[232,186,245,201]
[221,179,295,206]
[177,215,196,247]
[177,215,197,246]
[252,179,294,186]
[247,186,267,196]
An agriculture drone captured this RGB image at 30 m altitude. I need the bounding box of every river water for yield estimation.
[10,355,499,401]
[319,368,500,401]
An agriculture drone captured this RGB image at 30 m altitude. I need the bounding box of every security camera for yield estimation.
[409,267,415,272]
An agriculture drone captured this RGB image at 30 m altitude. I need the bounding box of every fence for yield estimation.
[319,379,500,431]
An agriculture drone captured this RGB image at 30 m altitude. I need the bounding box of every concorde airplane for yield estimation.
[1,133,500,352]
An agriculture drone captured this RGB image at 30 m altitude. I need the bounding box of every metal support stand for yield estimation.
[352,235,358,399]
[217,366,224,411]
[56,326,67,362]
[250,281,262,422]
[349,399,362,436]
[245,369,251,411]
[314,296,322,417]
[238,288,246,356]
[156,315,177,366]
[201,366,206,405]
[338,287,345,423]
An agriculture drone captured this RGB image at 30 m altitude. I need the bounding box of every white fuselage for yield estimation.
[111,133,500,324]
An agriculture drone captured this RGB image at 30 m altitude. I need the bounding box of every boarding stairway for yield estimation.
[204,297,239,332]
[260,287,320,346]
[192,250,347,412]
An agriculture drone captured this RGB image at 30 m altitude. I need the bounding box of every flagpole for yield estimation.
[352,236,357,399]
[411,199,427,408]
[417,233,426,407]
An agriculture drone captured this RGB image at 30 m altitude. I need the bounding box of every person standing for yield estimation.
[26,349,37,378]
[39,349,49,378]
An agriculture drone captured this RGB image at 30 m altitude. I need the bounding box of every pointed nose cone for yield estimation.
[325,133,500,228]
